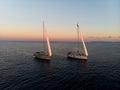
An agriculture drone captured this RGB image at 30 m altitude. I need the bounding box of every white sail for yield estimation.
[80,30,88,56]
[46,32,52,56]
[43,22,52,56]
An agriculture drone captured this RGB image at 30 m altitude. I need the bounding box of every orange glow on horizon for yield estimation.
[0,27,120,41]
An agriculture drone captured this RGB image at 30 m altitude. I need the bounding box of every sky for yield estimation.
[0,0,120,41]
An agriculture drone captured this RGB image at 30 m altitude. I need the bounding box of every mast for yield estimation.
[43,22,45,51]
[43,22,52,56]
[77,24,79,50]
[79,27,88,56]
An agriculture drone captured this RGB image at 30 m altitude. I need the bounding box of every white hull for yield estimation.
[67,52,88,60]
[34,52,51,60]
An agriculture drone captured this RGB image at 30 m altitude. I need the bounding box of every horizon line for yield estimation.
[0,39,120,42]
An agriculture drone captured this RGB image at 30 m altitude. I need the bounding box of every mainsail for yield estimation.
[79,27,88,56]
[43,22,52,56]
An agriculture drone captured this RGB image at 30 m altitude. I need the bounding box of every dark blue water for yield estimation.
[0,41,120,90]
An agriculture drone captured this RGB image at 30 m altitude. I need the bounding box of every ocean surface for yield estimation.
[0,41,120,90]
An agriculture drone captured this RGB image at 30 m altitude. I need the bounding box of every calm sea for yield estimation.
[0,41,120,90]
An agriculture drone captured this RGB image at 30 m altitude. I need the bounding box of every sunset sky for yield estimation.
[0,0,120,41]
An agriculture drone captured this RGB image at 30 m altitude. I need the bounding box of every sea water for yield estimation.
[0,41,120,90]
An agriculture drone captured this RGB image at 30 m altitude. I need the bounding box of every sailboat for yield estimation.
[34,22,52,60]
[67,24,88,60]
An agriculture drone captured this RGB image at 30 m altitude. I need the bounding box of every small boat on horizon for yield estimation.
[34,22,52,60]
[67,24,88,60]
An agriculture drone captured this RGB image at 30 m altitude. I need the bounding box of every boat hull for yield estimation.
[67,53,88,60]
[34,52,51,60]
